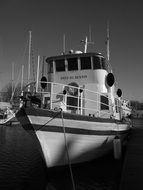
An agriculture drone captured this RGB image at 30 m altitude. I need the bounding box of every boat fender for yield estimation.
[40,76,47,89]
[116,88,122,97]
[63,90,67,95]
[79,88,83,93]
[106,73,115,87]
[113,136,122,160]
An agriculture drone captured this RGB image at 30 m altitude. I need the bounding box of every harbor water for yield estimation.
[0,124,124,190]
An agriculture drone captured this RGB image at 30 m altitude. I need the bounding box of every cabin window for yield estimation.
[93,56,101,69]
[93,56,107,70]
[101,58,108,70]
[67,58,78,71]
[80,57,91,70]
[100,95,109,110]
[55,59,65,72]
[47,60,53,73]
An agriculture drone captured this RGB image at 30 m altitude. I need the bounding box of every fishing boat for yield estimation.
[16,34,131,168]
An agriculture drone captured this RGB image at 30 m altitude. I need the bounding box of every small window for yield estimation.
[55,59,65,72]
[67,58,78,71]
[93,56,101,69]
[47,60,53,73]
[101,58,107,70]
[100,95,109,110]
[80,57,91,70]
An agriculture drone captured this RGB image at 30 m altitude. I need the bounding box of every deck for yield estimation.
[119,118,143,190]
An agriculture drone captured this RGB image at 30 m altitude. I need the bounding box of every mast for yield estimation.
[11,62,14,96]
[21,65,24,93]
[106,20,111,72]
[28,31,32,91]
[36,55,40,92]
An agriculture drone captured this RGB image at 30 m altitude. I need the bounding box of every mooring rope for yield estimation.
[36,110,61,131]
[35,107,76,190]
[61,109,76,190]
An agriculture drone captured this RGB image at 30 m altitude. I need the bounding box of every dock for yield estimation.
[120,118,143,190]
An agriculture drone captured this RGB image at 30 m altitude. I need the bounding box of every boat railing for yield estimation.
[35,81,127,119]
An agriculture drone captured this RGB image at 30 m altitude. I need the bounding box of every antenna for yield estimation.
[81,36,94,53]
[81,26,94,53]
[63,34,66,54]
[84,36,88,53]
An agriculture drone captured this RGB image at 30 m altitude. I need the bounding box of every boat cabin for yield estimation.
[46,52,108,92]
[36,52,121,119]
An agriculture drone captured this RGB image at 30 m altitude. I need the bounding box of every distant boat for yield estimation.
[16,35,131,168]
[0,106,17,125]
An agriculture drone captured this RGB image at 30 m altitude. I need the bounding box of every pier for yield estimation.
[120,118,143,190]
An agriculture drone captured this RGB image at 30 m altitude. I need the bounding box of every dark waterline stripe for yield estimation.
[34,124,129,136]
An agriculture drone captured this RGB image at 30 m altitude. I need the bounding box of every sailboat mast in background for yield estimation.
[27,31,32,92]
[11,62,14,96]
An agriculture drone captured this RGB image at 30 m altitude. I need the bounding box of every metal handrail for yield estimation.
[35,81,130,119]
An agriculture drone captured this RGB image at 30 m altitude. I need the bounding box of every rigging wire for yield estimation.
[35,110,61,131]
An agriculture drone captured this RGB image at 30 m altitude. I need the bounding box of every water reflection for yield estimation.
[0,124,123,190]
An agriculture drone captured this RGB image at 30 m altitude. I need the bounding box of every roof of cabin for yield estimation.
[46,52,104,62]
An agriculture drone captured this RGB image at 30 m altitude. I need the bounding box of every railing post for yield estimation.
[64,94,67,111]
[77,88,80,114]
[119,98,122,120]
[80,91,83,115]
[50,83,53,109]
[98,93,100,117]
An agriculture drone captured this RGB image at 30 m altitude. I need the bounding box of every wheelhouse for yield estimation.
[46,52,108,74]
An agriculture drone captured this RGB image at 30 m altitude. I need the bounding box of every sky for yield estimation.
[0,0,143,101]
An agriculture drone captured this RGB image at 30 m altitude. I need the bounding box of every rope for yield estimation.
[35,108,76,190]
[61,109,76,190]
[36,110,61,131]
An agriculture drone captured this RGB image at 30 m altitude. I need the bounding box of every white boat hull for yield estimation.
[16,107,130,168]
[36,131,115,167]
